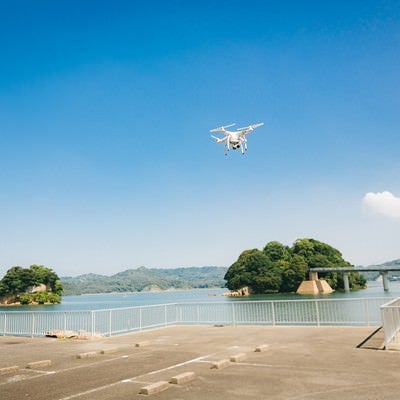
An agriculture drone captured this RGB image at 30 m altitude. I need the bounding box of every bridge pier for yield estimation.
[297,271,334,295]
[343,272,350,292]
[381,272,389,291]
[309,271,319,281]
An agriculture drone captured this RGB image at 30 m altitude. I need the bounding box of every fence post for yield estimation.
[315,301,320,326]
[365,300,370,326]
[164,304,167,326]
[3,314,6,336]
[109,310,112,337]
[90,311,95,337]
[63,312,67,335]
[271,302,276,326]
[31,313,35,338]
[139,307,142,330]
[232,303,236,326]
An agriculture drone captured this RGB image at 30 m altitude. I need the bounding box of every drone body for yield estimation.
[210,123,264,155]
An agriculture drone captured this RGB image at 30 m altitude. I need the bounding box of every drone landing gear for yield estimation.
[225,142,230,156]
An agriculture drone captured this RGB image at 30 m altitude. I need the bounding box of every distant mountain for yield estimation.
[61,266,228,295]
[359,259,400,281]
[368,259,400,268]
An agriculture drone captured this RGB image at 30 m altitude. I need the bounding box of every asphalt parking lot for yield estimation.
[1,325,400,400]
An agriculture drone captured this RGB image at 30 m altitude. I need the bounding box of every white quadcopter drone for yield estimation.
[210,122,264,155]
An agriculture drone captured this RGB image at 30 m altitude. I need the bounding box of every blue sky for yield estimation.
[1,1,400,276]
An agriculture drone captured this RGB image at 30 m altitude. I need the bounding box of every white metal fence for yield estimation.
[380,298,400,349]
[0,297,393,338]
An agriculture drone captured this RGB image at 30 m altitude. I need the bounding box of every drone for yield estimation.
[210,122,264,155]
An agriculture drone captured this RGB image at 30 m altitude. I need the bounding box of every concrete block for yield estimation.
[316,279,334,294]
[296,280,319,295]
[255,344,269,352]
[139,381,169,395]
[230,353,247,362]
[76,351,98,359]
[169,371,195,384]
[26,360,52,369]
[210,359,231,370]
[100,348,118,354]
[0,366,19,375]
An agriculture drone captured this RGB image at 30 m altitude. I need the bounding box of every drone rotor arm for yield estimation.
[210,123,236,133]
[211,135,228,143]
[237,122,264,131]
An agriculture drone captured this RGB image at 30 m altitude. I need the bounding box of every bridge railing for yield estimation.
[380,297,400,349]
[0,297,393,338]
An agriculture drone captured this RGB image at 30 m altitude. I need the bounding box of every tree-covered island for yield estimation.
[0,265,63,305]
[0,239,366,302]
[224,238,367,294]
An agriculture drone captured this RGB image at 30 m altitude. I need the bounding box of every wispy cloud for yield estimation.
[362,191,400,219]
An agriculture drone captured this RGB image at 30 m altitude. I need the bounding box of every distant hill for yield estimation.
[360,259,400,281]
[61,266,228,295]
[369,259,400,268]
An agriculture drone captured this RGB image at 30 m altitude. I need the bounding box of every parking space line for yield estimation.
[0,354,131,386]
[57,353,217,400]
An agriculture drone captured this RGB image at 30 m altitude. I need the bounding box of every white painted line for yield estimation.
[57,353,217,400]
[146,354,212,375]
[25,369,57,375]
[58,381,123,400]
[0,355,131,387]
[234,362,275,367]
[236,362,337,372]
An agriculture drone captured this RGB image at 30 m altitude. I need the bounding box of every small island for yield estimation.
[224,238,367,295]
[0,265,63,305]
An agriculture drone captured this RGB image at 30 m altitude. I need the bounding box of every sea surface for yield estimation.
[1,281,400,312]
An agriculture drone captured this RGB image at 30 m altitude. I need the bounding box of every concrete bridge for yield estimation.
[309,266,400,291]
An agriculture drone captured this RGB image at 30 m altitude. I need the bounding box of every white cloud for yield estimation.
[362,191,400,219]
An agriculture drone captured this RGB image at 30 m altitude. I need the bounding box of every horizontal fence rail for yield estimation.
[0,297,394,338]
[380,298,400,349]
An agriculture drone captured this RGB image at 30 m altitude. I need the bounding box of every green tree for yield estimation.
[263,241,308,293]
[0,265,63,298]
[225,249,281,293]
[224,249,258,291]
[0,266,34,295]
[277,254,308,293]
[291,238,366,290]
[224,238,366,294]
[263,241,290,262]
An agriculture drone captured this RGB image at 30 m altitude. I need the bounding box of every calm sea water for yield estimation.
[1,281,399,312]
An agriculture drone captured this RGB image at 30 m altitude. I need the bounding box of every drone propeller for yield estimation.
[210,123,236,132]
[237,122,264,131]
